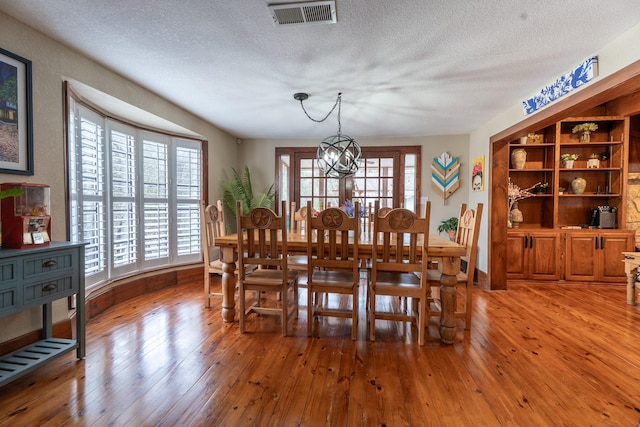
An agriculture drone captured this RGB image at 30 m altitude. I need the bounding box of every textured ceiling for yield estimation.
[1,1,640,139]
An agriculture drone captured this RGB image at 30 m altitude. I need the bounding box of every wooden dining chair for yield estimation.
[306,201,360,340]
[287,202,313,275]
[290,203,316,233]
[201,199,226,307]
[366,204,392,237]
[236,200,299,336]
[368,202,431,345]
[289,201,297,232]
[427,203,483,330]
[363,204,395,279]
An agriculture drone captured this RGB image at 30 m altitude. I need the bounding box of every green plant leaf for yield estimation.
[242,165,254,205]
[437,217,458,233]
[222,166,275,221]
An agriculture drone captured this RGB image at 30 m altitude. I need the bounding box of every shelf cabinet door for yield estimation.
[506,232,527,279]
[506,230,562,280]
[529,232,562,280]
[599,231,635,281]
[565,232,599,281]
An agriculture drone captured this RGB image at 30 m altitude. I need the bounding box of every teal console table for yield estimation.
[0,241,86,387]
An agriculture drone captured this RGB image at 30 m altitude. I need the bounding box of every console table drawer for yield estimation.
[0,259,17,283]
[0,286,19,316]
[23,276,77,306]
[0,260,19,317]
[22,250,77,280]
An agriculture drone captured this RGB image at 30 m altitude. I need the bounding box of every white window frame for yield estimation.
[68,98,203,289]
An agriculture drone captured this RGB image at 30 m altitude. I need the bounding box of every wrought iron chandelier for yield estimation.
[293,92,361,178]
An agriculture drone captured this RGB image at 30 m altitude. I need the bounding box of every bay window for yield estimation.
[67,97,203,289]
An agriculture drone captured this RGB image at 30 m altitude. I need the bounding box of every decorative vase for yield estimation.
[510,202,523,228]
[511,148,527,169]
[571,177,586,194]
[580,131,591,143]
[563,159,574,169]
[519,136,528,144]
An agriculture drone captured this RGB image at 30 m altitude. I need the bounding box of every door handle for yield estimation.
[600,236,604,249]
[595,237,599,250]
[529,236,533,248]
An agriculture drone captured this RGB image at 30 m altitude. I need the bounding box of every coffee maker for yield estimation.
[590,205,617,229]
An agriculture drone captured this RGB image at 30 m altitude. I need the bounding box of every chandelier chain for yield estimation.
[298,93,342,134]
[294,90,359,178]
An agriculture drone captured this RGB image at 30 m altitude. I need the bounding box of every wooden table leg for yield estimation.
[439,256,460,344]
[626,266,637,305]
[219,246,237,322]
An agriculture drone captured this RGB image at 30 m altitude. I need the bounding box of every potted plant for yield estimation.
[222,165,275,221]
[534,182,550,194]
[558,186,565,195]
[572,122,598,143]
[527,133,543,144]
[560,153,578,168]
[437,217,458,241]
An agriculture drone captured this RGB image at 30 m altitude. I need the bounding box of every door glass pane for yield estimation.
[380,178,393,198]
[404,153,416,211]
[300,178,312,196]
[279,154,290,205]
[352,155,394,210]
[381,158,394,176]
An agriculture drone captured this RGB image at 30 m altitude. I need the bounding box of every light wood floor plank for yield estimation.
[1,279,639,426]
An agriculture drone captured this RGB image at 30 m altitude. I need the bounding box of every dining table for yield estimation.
[214,229,466,344]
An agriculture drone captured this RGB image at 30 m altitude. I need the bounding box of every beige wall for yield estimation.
[0,12,237,340]
[237,135,469,236]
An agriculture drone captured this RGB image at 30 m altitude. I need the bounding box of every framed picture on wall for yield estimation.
[0,47,34,175]
[472,155,484,191]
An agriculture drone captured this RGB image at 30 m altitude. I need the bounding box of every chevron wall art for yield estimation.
[431,151,460,200]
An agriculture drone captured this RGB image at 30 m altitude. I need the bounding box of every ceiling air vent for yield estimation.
[268,1,337,26]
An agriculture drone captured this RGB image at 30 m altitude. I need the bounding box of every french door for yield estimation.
[275,146,420,213]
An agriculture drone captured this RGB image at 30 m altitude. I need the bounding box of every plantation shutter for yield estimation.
[142,137,170,264]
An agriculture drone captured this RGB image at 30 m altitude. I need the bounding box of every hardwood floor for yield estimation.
[1,277,639,426]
